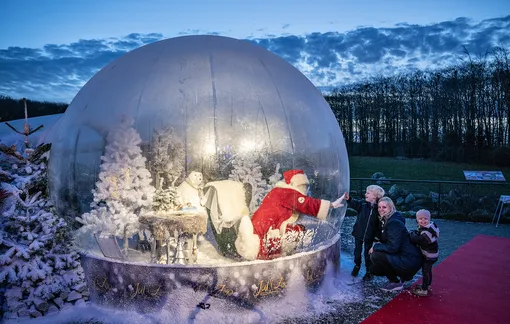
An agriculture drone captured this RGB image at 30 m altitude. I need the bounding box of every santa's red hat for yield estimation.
[283,169,309,187]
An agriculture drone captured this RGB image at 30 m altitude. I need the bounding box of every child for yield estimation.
[345,185,385,281]
[409,209,439,296]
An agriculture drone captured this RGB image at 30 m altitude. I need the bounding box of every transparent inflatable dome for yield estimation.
[48,35,349,233]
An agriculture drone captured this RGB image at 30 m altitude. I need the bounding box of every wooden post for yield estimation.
[23,98,29,147]
[4,98,44,151]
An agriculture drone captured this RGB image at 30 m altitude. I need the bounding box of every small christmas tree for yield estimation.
[152,179,181,211]
[0,144,87,319]
[76,117,155,254]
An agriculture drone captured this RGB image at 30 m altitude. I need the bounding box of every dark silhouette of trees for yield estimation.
[0,95,67,122]
[327,48,510,166]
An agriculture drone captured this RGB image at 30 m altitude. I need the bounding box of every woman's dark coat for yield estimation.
[373,212,423,280]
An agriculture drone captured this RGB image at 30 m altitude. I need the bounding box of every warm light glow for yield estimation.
[203,139,216,155]
[238,139,257,153]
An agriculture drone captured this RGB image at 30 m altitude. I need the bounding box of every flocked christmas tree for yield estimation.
[76,117,155,254]
[149,126,185,188]
[228,154,268,212]
[0,143,87,319]
[148,127,184,211]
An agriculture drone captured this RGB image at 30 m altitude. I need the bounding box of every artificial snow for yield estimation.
[4,252,367,324]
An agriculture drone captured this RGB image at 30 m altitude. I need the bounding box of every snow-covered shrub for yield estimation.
[0,144,88,319]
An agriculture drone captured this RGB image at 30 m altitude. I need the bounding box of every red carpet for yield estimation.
[362,235,510,324]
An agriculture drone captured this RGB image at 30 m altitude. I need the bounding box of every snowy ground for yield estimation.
[5,250,367,324]
[6,217,509,324]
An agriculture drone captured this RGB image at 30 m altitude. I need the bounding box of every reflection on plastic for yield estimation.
[49,35,350,234]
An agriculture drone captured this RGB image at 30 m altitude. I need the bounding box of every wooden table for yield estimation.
[139,210,207,264]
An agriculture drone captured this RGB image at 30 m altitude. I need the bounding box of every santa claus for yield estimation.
[234,169,345,260]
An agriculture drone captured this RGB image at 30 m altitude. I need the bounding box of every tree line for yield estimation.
[326,47,510,166]
[0,95,67,122]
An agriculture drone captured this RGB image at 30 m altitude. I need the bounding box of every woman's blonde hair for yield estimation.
[378,197,396,218]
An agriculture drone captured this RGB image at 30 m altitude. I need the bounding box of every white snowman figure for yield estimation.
[176,171,204,209]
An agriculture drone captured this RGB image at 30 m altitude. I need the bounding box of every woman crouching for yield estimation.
[368,197,423,291]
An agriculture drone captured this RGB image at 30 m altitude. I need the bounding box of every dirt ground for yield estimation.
[282,217,510,324]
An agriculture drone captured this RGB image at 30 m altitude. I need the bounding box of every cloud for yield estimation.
[0,34,164,103]
[253,15,510,90]
[1,16,509,103]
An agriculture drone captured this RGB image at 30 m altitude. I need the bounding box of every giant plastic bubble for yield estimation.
[49,35,349,228]
[48,35,350,319]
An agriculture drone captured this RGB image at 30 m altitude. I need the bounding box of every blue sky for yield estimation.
[1,0,510,102]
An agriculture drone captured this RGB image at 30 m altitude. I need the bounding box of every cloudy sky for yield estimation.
[1,0,510,103]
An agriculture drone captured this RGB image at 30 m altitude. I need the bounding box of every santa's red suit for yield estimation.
[250,170,330,260]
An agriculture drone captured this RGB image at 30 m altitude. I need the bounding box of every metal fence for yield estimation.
[350,178,510,220]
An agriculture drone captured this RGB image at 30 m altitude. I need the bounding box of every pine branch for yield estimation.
[0,170,14,183]
[0,143,23,160]
[0,188,11,201]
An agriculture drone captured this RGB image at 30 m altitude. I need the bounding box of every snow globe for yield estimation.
[48,35,349,320]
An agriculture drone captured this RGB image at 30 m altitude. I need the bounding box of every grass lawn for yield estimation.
[348,156,510,181]
[347,156,510,222]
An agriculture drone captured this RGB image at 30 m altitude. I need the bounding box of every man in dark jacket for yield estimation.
[369,197,423,291]
[345,185,385,281]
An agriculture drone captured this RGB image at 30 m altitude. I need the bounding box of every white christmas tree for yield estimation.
[228,155,268,212]
[149,126,185,187]
[76,117,155,253]
[0,144,87,319]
